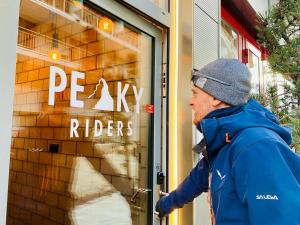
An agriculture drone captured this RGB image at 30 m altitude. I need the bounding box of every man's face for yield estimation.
[189,84,215,125]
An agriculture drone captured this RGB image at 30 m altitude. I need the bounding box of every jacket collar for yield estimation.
[197,104,244,160]
[196,99,292,162]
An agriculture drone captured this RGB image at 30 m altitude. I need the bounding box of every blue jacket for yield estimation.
[159,99,300,224]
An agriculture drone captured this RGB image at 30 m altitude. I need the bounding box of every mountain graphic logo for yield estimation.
[88,78,114,111]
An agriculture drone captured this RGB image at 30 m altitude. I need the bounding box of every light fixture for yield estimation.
[48,16,61,61]
[48,49,61,61]
[99,17,114,33]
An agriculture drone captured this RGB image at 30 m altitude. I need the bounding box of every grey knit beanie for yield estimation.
[191,58,252,106]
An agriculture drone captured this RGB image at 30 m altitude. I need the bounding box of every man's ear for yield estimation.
[212,98,223,107]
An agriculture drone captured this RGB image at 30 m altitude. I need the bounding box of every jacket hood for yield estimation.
[197,99,292,160]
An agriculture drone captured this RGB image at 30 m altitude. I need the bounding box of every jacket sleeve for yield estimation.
[158,157,209,215]
[231,138,300,225]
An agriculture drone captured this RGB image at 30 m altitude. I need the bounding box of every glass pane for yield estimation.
[221,20,238,59]
[7,1,154,225]
[248,50,260,94]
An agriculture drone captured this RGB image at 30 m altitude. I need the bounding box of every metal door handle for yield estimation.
[159,191,169,196]
[130,188,152,203]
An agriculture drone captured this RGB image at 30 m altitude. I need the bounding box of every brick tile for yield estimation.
[43,79,49,90]
[81,29,97,43]
[97,52,115,68]
[58,195,73,210]
[77,142,93,156]
[51,180,67,194]
[28,151,39,163]
[23,60,34,71]
[80,56,97,71]
[10,148,17,160]
[14,194,25,208]
[62,141,76,155]
[33,59,44,69]
[39,67,50,79]
[38,90,49,103]
[14,138,25,149]
[21,185,33,198]
[25,116,37,127]
[54,128,68,140]
[39,152,52,165]
[17,72,28,83]
[49,115,62,127]
[41,128,54,139]
[37,115,49,126]
[18,128,29,138]
[23,162,34,174]
[32,187,45,202]
[87,40,104,55]
[16,63,23,73]
[31,214,44,225]
[37,202,49,217]
[19,116,26,126]
[71,46,86,60]
[104,39,124,52]
[27,92,38,104]
[103,66,123,81]
[24,139,36,150]
[115,48,137,64]
[21,82,32,93]
[28,69,39,81]
[14,84,22,94]
[29,128,40,138]
[50,207,65,223]
[31,79,44,91]
[45,192,58,207]
[24,198,36,212]
[16,94,27,105]
[17,149,27,160]
[85,69,101,84]
[10,182,22,194]
[52,154,66,167]
[36,139,48,151]
[16,172,27,185]
[59,167,71,182]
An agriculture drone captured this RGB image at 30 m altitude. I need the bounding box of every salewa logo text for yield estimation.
[256,195,279,200]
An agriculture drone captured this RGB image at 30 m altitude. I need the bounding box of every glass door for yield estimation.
[7,0,163,225]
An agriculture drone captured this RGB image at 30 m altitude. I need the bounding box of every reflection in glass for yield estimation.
[248,50,260,94]
[221,20,238,59]
[8,1,153,225]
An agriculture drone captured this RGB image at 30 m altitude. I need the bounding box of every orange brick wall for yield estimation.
[7,10,150,225]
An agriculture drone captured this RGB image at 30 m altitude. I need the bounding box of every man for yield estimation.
[155,58,300,225]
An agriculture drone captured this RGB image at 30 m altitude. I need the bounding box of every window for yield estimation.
[221,20,238,59]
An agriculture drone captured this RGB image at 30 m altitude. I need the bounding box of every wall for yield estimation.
[193,0,220,224]
[0,1,20,225]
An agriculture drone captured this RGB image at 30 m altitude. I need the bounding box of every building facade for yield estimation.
[0,1,274,225]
